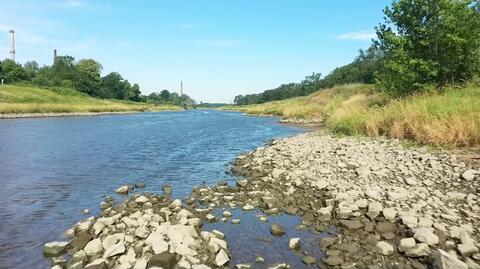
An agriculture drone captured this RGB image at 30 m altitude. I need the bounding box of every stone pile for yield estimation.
[228,133,480,268]
[44,190,230,269]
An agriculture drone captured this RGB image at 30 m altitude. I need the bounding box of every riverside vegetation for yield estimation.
[227,0,480,148]
[0,85,180,117]
[222,81,480,147]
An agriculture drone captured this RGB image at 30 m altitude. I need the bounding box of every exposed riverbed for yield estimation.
[0,111,303,269]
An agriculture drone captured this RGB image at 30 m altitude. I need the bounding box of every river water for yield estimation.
[0,110,308,268]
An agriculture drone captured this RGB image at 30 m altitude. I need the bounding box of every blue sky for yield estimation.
[0,0,391,103]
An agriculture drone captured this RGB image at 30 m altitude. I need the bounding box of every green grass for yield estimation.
[0,84,180,114]
[223,83,480,147]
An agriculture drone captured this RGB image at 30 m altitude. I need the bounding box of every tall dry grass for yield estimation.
[224,82,480,147]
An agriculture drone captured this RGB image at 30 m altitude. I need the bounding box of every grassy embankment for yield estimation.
[222,83,480,147]
[0,85,180,114]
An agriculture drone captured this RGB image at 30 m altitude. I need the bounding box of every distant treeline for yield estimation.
[234,46,381,105]
[0,56,195,105]
[234,0,480,105]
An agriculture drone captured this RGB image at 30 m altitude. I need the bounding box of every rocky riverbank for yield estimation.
[43,132,480,269]
[230,133,480,268]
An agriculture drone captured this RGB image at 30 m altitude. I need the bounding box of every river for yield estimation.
[0,110,304,269]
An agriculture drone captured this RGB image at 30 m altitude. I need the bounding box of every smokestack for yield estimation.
[53,49,57,62]
[180,81,184,96]
[9,30,15,61]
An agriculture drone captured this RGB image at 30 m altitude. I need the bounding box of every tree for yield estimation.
[129,83,141,101]
[375,0,480,95]
[24,61,39,81]
[76,59,102,96]
[49,55,78,87]
[0,59,27,83]
[160,89,170,101]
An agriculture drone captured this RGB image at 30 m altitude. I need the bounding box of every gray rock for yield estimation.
[462,169,477,181]
[340,220,364,230]
[398,238,416,253]
[70,231,93,250]
[383,208,397,221]
[367,202,383,220]
[115,186,129,194]
[148,253,178,269]
[405,243,430,257]
[103,242,125,258]
[44,242,69,256]
[432,249,467,269]
[375,241,394,256]
[84,258,107,269]
[84,238,102,256]
[414,228,439,246]
[302,255,316,264]
[215,249,230,266]
[270,223,285,236]
[288,238,300,249]
[324,255,344,266]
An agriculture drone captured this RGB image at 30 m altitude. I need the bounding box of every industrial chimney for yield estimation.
[9,29,15,61]
[53,49,57,63]
[180,81,184,96]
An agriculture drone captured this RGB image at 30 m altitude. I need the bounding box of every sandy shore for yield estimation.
[43,132,480,269]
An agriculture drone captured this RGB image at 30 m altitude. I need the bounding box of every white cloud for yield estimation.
[337,30,376,41]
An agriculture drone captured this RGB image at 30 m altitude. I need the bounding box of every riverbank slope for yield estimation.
[0,85,181,118]
[221,82,480,148]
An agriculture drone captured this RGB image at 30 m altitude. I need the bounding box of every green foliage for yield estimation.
[376,0,480,95]
[23,61,39,81]
[146,90,195,106]
[234,45,382,105]
[0,59,27,83]
[0,54,173,103]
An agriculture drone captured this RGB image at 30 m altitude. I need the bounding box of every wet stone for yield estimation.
[340,220,364,230]
[302,255,316,264]
[270,223,286,236]
[71,231,93,250]
[147,253,178,269]
[324,255,344,266]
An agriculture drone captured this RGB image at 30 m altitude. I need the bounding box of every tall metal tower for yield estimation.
[9,30,15,61]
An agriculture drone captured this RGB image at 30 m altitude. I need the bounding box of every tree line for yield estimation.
[0,56,196,105]
[234,0,480,105]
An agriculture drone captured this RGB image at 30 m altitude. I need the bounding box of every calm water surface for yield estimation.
[0,110,303,269]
